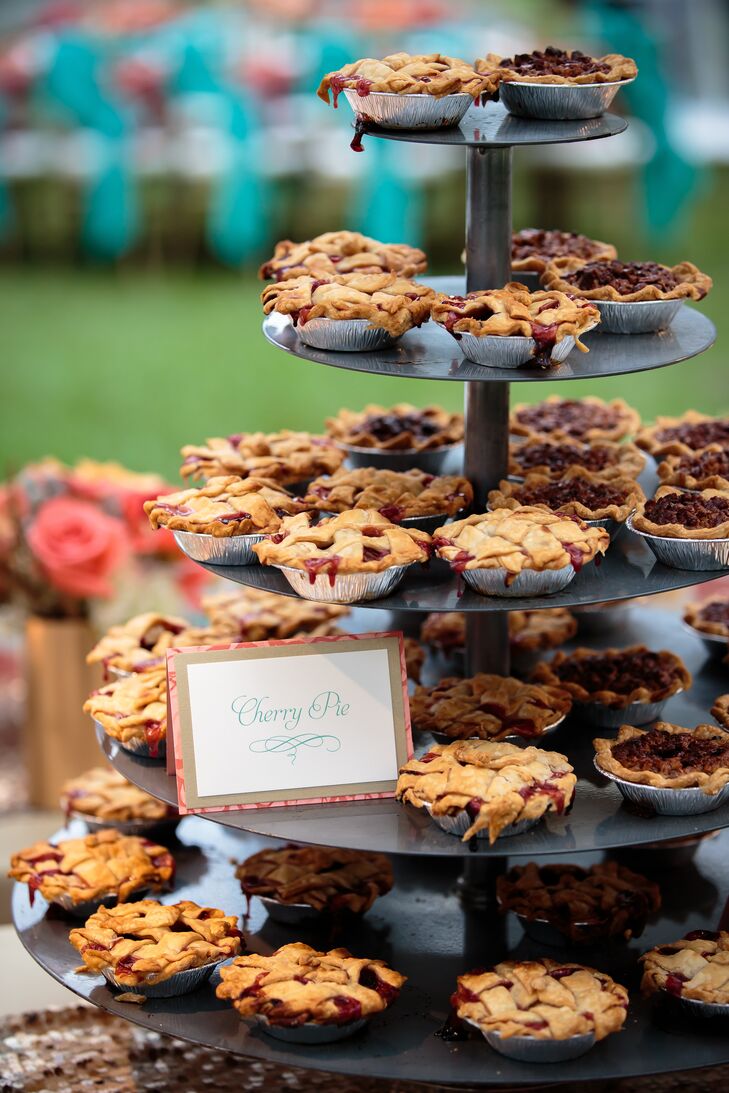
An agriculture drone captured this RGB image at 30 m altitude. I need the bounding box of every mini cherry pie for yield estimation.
[509,438,645,481]
[534,646,691,709]
[216,942,406,1027]
[326,403,463,452]
[318,52,498,105]
[259,230,426,282]
[236,846,392,915]
[180,430,344,485]
[510,396,640,444]
[489,468,644,523]
[304,466,472,520]
[635,412,729,458]
[632,486,729,539]
[511,228,617,274]
[84,667,167,758]
[641,931,729,1004]
[542,257,712,302]
[87,612,188,677]
[145,476,308,537]
[60,767,175,825]
[476,46,637,85]
[202,587,349,640]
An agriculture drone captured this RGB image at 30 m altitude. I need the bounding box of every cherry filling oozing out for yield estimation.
[529,322,561,368]
[304,555,342,587]
[329,74,373,109]
[332,995,363,1023]
[518,776,568,813]
[350,115,367,153]
[143,719,164,759]
[114,954,139,979]
[359,965,401,1005]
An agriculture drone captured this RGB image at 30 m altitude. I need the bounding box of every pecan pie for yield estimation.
[396,739,576,843]
[641,930,729,1004]
[454,959,628,1041]
[202,588,349,640]
[8,829,174,908]
[87,612,188,676]
[420,608,577,653]
[217,942,406,1026]
[684,597,729,640]
[510,396,640,443]
[594,722,729,791]
[144,476,308,537]
[433,508,609,582]
[509,439,645,481]
[60,767,175,825]
[635,412,729,458]
[534,646,691,709]
[542,258,712,302]
[409,673,572,741]
[497,861,661,943]
[180,430,344,485]
[261,273,434,338]
[259,230,427,282]
[317,52,498,106]
[236,846,393,915]
[70,900,242,987]
[326,403,463,452]
[711,695,729,731]
[84,668,167,758]
[253,509,432,581]
[511,228,617,275]
[489,469,644,523]
[632,486,729,539]
[304,467,472,520]
[658,446,729,492]
[476,46,637,86]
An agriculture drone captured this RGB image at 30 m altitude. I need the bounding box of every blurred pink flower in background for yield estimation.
[26,496,130,600]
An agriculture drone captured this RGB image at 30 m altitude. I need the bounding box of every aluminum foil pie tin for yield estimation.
[254,1015,369,1043]
[666,993,729,1020]
[462,562,576,598]
[173,529,264,566]
[682,622,729,658]
[428,713,566,747]
[424,803,541,841]
[342,89,472,129]
[275,563,411,604]
[594,759,729,816]
[626,515,729,571]
[297,317,397,352]
[340,443,464,475]
[480,1025,597,1063]
[67,811,179,839]
[258,896,321,926]
[499,78,633,120]
[102,959,222,998]
[573,695,677,729]
[457,332,576,369]
[516,915,604,949]
[593,298,683,334]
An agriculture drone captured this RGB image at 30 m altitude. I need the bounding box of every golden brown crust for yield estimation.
[217,942,406,1025]
[144,476,308,537]
[261,273,434,338]
[632,485,729,540]
[236,846,392,914]
[304,466,472,519]
[420,608,577,653]
[395,739,576,843]
[641,931,729,1003]
[60,767,174,824]
[511,396,640,443]
[712,694,729,731]
[509,439,645,481]
[180,430,344,485]
[476,48,637,86]
[594,722,729,793]
[658,446,729,491]
[8,829,174,906]
[542,257,712,302]
[635,412,729,458]
[326,403,463,452]
[86,613,189,675]
[409,673,572,741]
[259,230,427,281]
[317,52,498,103]
[511,228,617,274]
[488,468,643,523]
[534,645,691,708]
[84,668,167,752]
[202,588,349,640]
[455,959,629,1042]
[684,597,729,639]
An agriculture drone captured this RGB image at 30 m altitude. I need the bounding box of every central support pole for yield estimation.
[463,146,513,679]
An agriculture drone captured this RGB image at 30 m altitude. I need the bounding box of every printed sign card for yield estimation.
[167,632,412,815]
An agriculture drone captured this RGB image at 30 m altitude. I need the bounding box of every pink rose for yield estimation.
[26,497,131,600]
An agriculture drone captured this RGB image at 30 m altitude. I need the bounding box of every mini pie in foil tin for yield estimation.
[173,529,265,566]
[573,695,678,729]
[274,562,411,604]
[297,316,398,352]
[499,78,633,120]
[95,721,166,762]
[593,298,683,334]
[462,562,576,598]
[477,1023,597,1062]
[342,89,472,129]
[594,758,729,816]
[681,621,728,658]
[626,514,729,571]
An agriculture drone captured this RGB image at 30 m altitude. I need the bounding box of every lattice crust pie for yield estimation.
[326,403,464,452]
[594,722,729,793]
[304,467,472,520]
[511,396,640,444]
[497,861,661,943]
[420,608,577,653]
[632,486,729,539]
[476,46,637,85]
[489,468,644,523]
[684,597,729,639]
[202,588,349,641]
[60,767,175,824]
[180,430,344,485]
[84,668,167,756]
[534,646,691,708]
[409,673,572,741]
[433,508,609,580]
[259,230,427,282]
[144,476,309,537]
[454,959,629,1042]
[658,446,729,492]
[431,285,600,350]
[509,438,645,481]
[253,510,432,580]
[711,694,729,730]
[217,942,406,1026]
[317,52,499,105]
[8,829,174,907]
[542,258,712,303]
[236,846,393,914]
[396,739,576,843]
[87,612,188,676]
[635,412,729,458]
[261,273,434,338]
[511,228,617,274]
[641,931,729,1003]
[70,900,242,986]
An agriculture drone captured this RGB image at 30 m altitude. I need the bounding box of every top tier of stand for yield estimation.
[351,100,627,147]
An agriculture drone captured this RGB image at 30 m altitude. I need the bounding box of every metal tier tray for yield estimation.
[14,816,729,1087]
[101,607,729,857]
[262,280,715,384]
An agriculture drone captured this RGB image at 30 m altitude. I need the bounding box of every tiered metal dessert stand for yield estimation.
[13,97,729,1086]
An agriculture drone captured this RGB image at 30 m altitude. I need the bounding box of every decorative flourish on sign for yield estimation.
[249,733,342,765]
